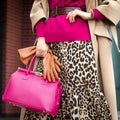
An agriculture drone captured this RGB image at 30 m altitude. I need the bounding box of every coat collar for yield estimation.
[86,0,100,12]
[86,0,94,12]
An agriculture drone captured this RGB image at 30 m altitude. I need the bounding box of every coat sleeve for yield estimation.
[96,0,120,25]
[30,0,47,32]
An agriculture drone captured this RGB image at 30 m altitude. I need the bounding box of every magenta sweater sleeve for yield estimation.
[35,19,45,38]
[93,9,107,21]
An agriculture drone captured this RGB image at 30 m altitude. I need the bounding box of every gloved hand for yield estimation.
[43,49,61,82]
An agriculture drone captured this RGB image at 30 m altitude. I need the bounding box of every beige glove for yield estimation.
[43,49,61,82]
[18,46,36,65]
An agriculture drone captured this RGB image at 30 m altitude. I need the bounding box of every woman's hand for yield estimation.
[36,37,49,57]
[66,9,92,23]
[36,37,61,82]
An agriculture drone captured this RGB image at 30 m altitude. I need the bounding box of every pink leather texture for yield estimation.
[2,55,62,116]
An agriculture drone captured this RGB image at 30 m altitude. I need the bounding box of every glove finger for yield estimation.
[47,71,51,82]
[54,57,61,66]
[50,70,55,82]
[43,68,47,80]
[47,49,59,65]
[49,57,58,80]
[55,64,61,73]
[53,67,58,79]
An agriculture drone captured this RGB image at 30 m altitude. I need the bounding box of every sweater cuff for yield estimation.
[35,19,45,38]
[92,9,107,21]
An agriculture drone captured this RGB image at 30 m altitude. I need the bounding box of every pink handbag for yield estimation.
[2,55,62,116]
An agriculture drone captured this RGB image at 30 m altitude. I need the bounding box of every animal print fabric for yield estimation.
[23,41,112,120]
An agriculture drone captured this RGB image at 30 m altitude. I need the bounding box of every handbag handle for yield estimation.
[26,55,36,75]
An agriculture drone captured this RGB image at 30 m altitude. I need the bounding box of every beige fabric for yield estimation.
[20,108,26,120]
[86,1,119,120]
[30,0,49,31]
[98,36,118,119]
[96,0,120,25]
[20,0,120,120]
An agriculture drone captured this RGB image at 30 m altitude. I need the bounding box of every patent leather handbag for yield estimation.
[2,55,62,116]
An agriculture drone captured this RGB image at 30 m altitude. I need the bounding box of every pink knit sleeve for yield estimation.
[35,19,45,38]
[93,9,107,21]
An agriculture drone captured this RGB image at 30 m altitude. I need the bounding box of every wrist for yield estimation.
[90,11,94,19]
[37,37,45,41]
[87,12,93,20]
[78,11,93,20]
[37,37,46,44]
[37,37,48,47]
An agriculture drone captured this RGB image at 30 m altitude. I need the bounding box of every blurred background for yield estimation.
[0,0,120,120]
[0,0,35,119]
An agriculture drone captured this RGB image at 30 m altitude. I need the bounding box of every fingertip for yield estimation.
[48,77,51,82]
[66,15,68,19]
[53,79,56,82]
[47,73,51,82]
[44,75,46,80]
[50,72,55,82]
[43,70,47,79]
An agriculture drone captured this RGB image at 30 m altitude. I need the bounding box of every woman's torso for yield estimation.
[44,0,91,42]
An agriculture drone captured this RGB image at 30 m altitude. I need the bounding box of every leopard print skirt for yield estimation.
[23,41,112,120]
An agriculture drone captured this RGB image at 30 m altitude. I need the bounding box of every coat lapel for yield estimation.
[42,0,49,18]
[85,0,89,11]
[86,0,103,12]
[85,0,96,12]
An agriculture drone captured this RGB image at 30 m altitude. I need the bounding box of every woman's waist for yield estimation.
[44,15,91,42]
[49,6,83,17]
[45,14,90,36]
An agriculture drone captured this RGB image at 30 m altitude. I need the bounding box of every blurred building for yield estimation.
[0,0,35,117]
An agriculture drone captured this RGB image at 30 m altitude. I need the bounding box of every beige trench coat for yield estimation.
[20,0,120,120]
